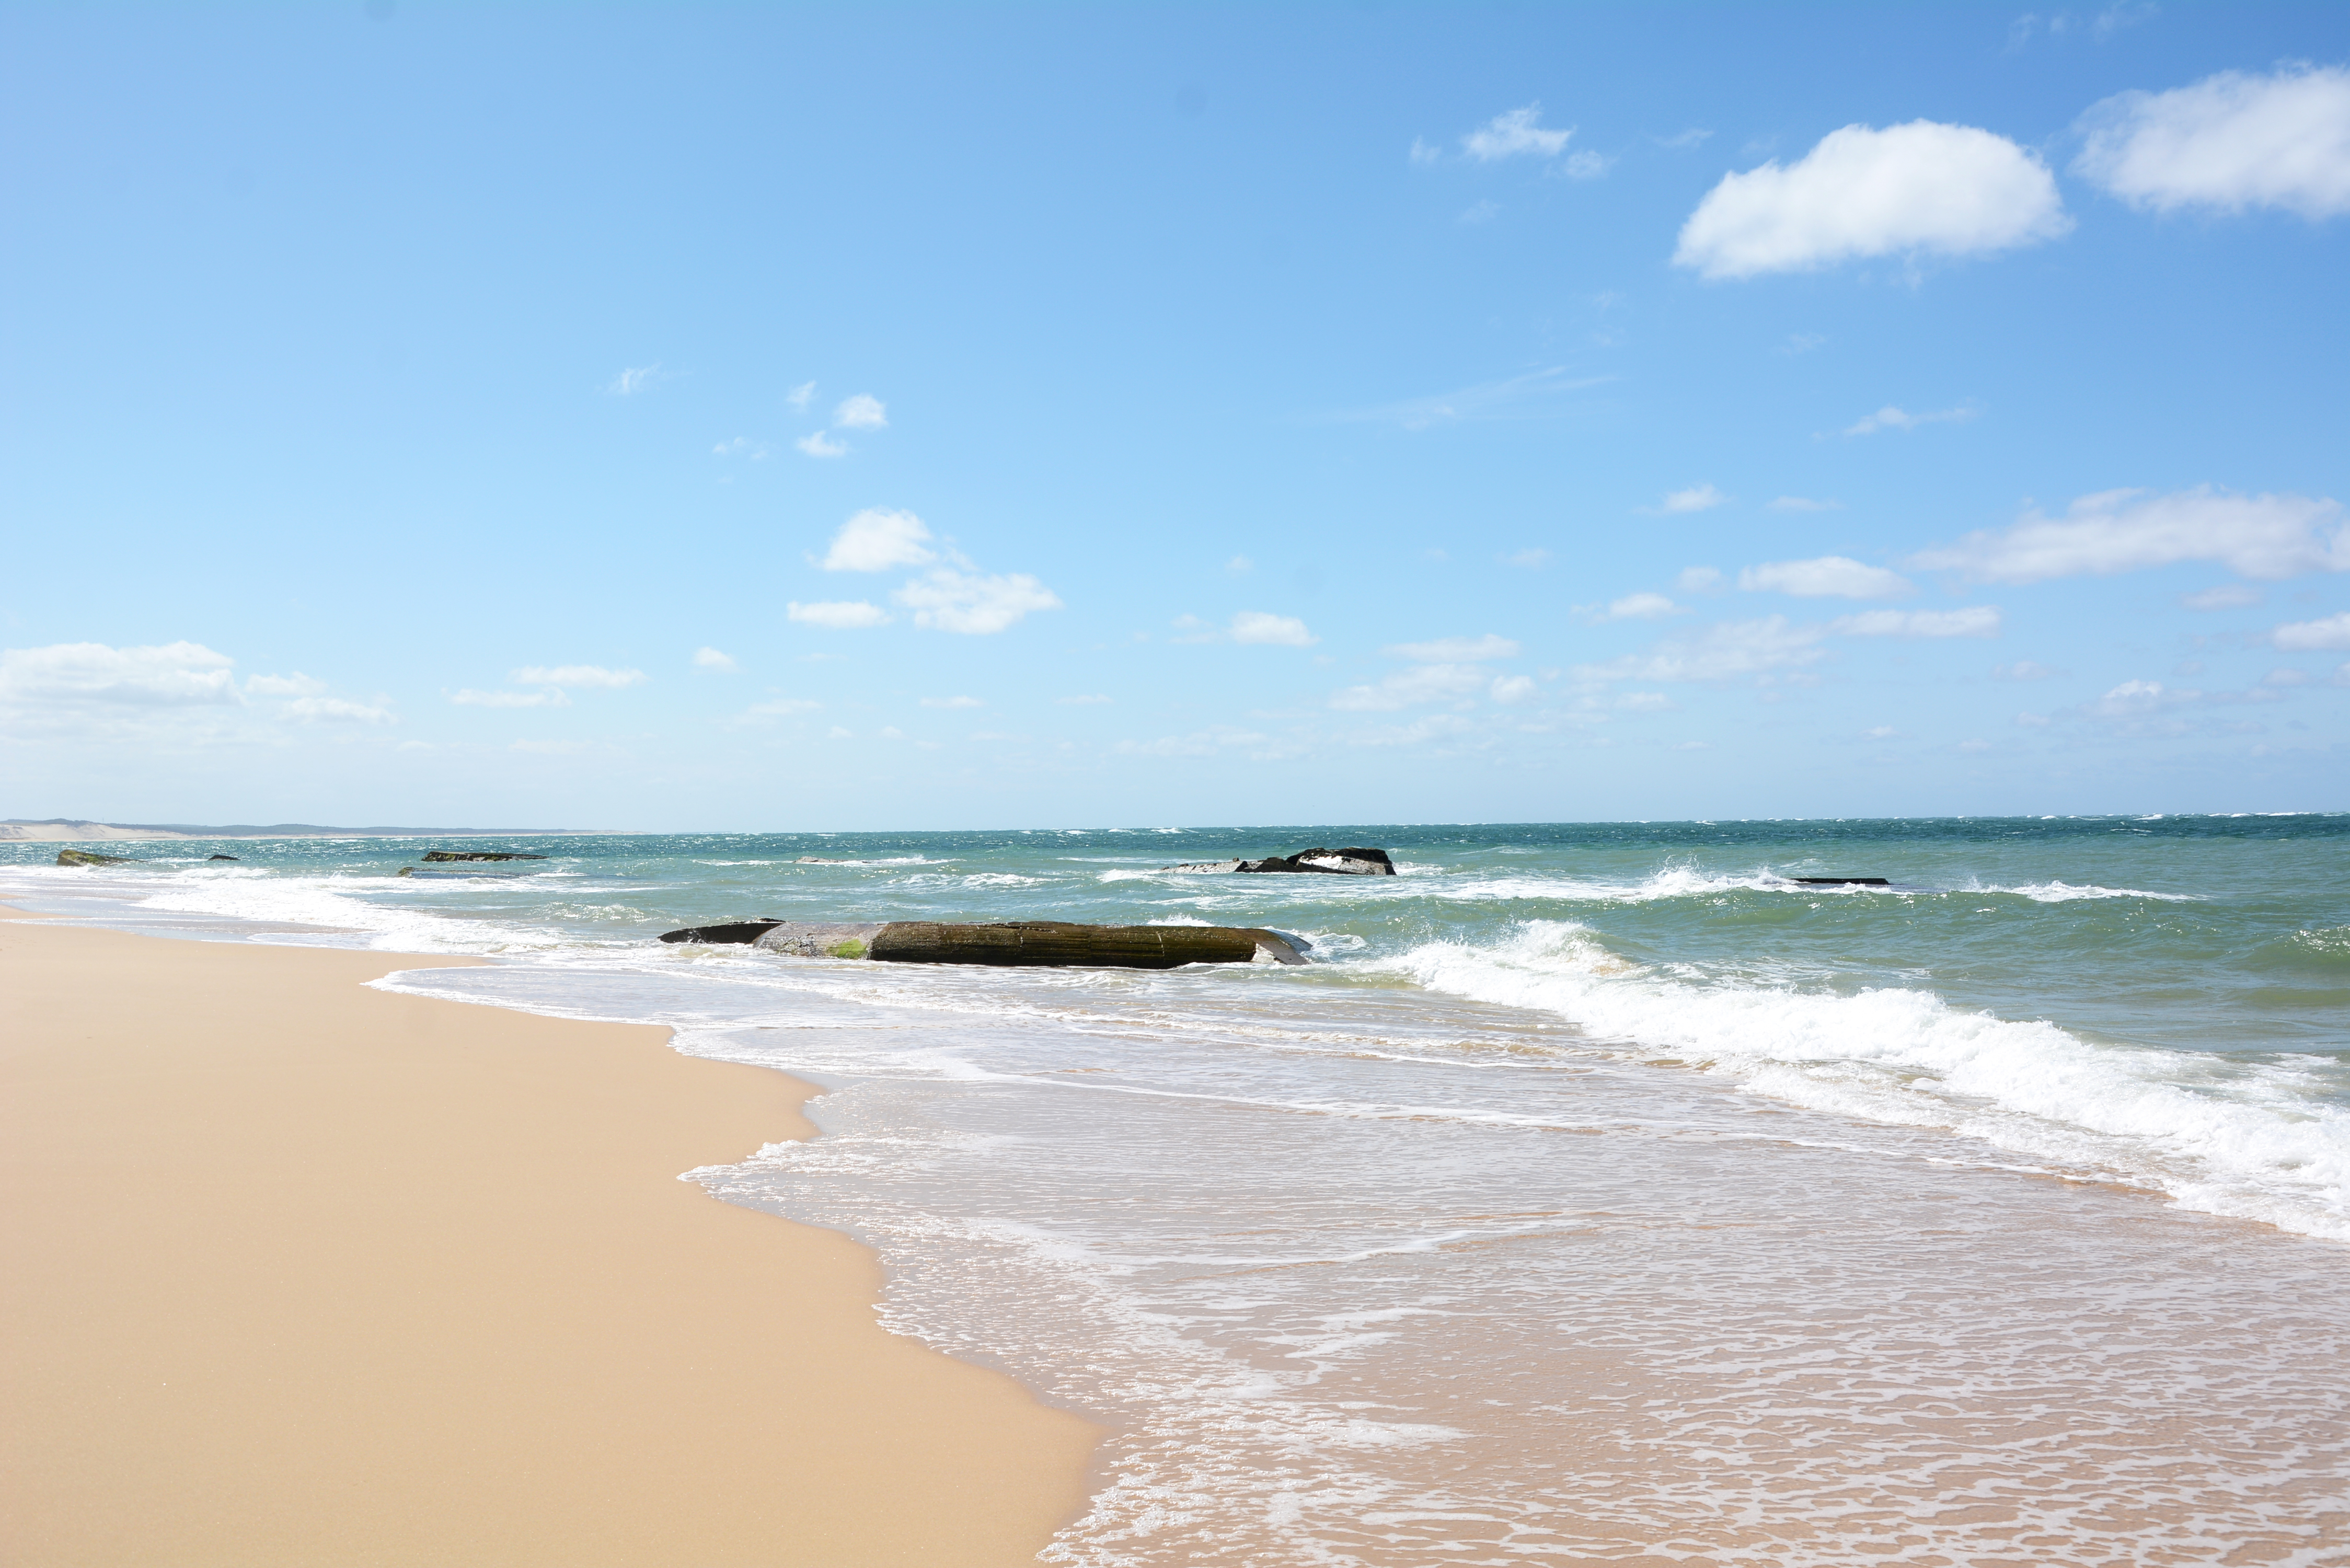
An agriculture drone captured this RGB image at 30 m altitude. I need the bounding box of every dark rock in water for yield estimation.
[422,850,548,862]
[1792,877,1891,886]
[209,854,240,861]
[660,918,788,945]
[1164,846,1395,876]
[56,848,135,867]
[868,920,1308,969]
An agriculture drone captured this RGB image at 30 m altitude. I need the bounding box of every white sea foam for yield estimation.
[1386,920,2349,1239]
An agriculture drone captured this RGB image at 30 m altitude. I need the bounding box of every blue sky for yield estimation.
[4,2,2347,829]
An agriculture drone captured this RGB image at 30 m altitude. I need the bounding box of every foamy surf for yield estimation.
[1388,919,2348,1240]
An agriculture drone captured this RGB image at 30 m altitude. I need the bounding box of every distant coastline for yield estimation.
[0,818,606,842]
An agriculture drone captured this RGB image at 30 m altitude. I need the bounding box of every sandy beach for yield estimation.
[0,913,1097,1566]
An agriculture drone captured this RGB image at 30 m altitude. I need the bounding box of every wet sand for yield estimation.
[0,914,1097,1566]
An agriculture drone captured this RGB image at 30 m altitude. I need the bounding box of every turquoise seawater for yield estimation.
[8,814,2347,1564]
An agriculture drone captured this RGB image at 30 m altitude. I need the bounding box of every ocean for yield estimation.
[7,815,2346,1565]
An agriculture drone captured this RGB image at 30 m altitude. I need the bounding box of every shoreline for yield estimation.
[0,912,1098,1566]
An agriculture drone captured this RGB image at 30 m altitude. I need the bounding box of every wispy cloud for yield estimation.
[1230,611,1317,647]
[1831,607,2001,637]
[1768,494,1841,512]
[1844,404,1977,436]
[834,394,888,430]
[713,437,770,459]
[1319,365,1610,431]
[2274,611,2350,651]
[787,381,815,410]
[1331,663,1488,711]
[606,364,665,395]
[1056,693,1113,706]
[1655,127,1713,151]
[1463,103,1575,161]
[245,672,325,697]
[1738,556,1914,598]
[2181,584,2261,610]
[693,647,739,672]
[796,431,848,458]
[920,695,985,709]
[787,600,891,629]
[0,640,239,708]
[1650,483,1728,514]
[451,688,570,708]
[1576,591,1684,622]
[1386,634,1519,661]
[1505,547,1551,570]
[895,569,1063,635]
[284,696,394,724]
[1911,486,2348,582]
[511,665,646,689]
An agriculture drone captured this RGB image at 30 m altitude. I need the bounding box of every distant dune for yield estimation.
[0,819,602,842]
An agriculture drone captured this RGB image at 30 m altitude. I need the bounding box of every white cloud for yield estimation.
[1581,592,1683,621]
[1655,483,1727,513]
[1464,104,1574,161]
[1489,674,1537,704]
[693,647,739,672]
[1739,556,1914,598]
[827,725,853,739]
[1844,403,1977,435]
[2264,667,2312,686]
[1114,725,1277,758]
[1674,121,2070,279]
[1958,738,1992,753]
[511,664,646,689]
[606,364,662,395]
[920,695,985,709]
[1409,136,1441,167]
[1768,495,1841,512]
[1330,663,1488,711]
[1993,660,2060,680]
[1560,151,1612,180]
[2075,65,2350,219]
[283,696,394,724]
[1676,566,1725,593]
[894,569,1063,635]
[2181,584,2262,610]
[1385,634,1520,662]
[823,508,936,571]
[834,394,888,430]
[1657,128,1713,151]
[1571,616,1829,683]
[713,437,771,459]
[245,672,326,697]
[451,688,570,708]
[2274,611,2350,651]
[1832,606,2001,638]
[787,381,815,410]
[1226,555,1254,575]
[1056,694,1113,705]
[1910,486,2349,583]
[1617,691,1674,711]
[0,641,239,707]
[787,600,891,629]
[1506,547,1552,569]
[797,432,848,458]
[1864,725,1900,739]
[1229,610,1318,647]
